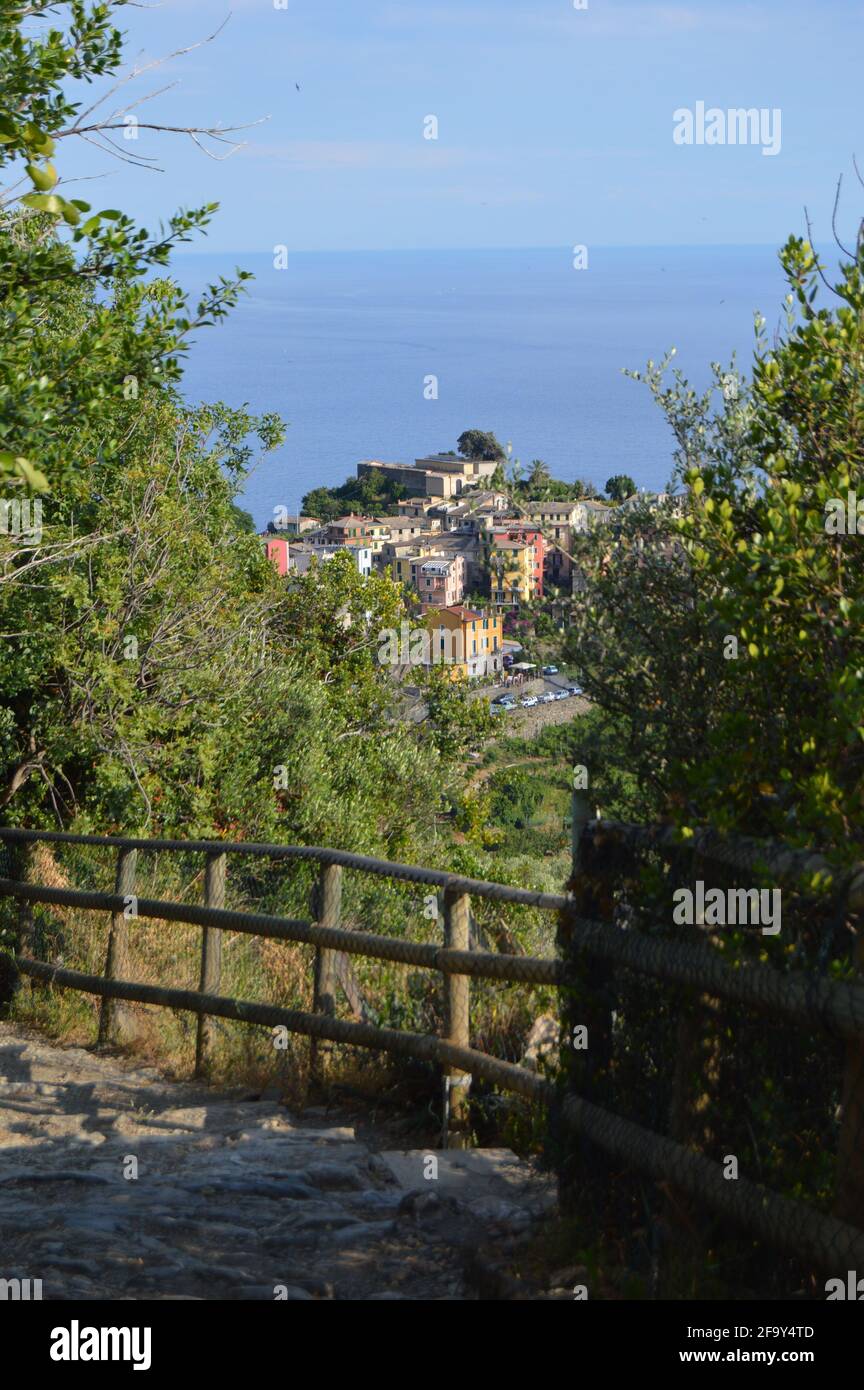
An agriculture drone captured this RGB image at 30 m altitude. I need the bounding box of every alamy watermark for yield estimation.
[1,1276,42,1300]
[672,881,781,935]
[0,497,42,544]
[673,102,781,157]
[378,622,468,667]
[50,1322,151,1370]
[824,493,864,535]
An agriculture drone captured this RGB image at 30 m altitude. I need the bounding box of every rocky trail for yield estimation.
[0,1024,557,1301]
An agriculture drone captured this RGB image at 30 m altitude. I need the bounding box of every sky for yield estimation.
[53,0,864,253]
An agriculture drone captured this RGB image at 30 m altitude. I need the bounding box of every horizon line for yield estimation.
[172,241,807,257]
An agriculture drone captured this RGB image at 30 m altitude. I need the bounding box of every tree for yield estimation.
[667,229,864,852]
[457,429,505,461]
[0,1,254,495]
[605,474,637,503]
[301,472,405,522]
[415,665,493,760]
[0,4,455,862]
[527,458,552,491]
[572,213,864,858]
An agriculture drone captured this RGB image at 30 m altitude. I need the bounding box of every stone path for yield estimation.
[0,1024,555,1301]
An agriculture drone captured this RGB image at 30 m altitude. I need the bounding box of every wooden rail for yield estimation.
[2,822,864,1274]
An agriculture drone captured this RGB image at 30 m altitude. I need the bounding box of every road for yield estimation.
[479,674,591,738]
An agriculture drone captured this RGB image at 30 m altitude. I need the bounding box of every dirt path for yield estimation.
[0,1024,555,1301]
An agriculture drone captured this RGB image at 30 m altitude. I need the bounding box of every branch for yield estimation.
[72,16,234,128]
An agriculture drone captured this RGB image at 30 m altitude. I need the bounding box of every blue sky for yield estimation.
[56,0,863,251]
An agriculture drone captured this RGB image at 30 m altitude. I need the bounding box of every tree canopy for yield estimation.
[568,224,864,858]
[457,429,505,461]
[604,474,636,502]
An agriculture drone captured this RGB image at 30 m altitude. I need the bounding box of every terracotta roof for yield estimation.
[440,605,483,621]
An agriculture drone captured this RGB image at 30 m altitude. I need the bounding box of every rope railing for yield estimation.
[0,826,569,911]
[586,818,864,910]
[5,875,864,1035]
[0,878,564,987]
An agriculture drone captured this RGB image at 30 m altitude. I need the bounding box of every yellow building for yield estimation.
[488,539,533,607]
[420,605,504,679]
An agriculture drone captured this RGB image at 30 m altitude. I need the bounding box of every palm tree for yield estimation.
[527,458,551,492]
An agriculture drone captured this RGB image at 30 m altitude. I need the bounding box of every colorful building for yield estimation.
[419,604,504,679]
[412,554,466,607]
[488,524,545,600]
[263,535,289,576]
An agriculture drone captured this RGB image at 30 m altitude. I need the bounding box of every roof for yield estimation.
[440,605,483,621]
[526,501,580,514]
[382,516,434,529]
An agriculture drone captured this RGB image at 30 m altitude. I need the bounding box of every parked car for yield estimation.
[541,664,559,675]
[539,691,556,704]
[555,690,569,700]
[567,684,583,696]
[521,695,538,708]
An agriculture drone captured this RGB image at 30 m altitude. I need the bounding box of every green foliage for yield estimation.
[527,458,551,489]
[604,474,636,502]
[0,1,250,493]
[487,767,543,829]
[514,474,598,502]
[637,231,863,851]
[301,471,405,521]
[497,710,643,822]
[457,428,505,461]
[570,219,864,856]
[454,786,499,847]
[414,664,493,760]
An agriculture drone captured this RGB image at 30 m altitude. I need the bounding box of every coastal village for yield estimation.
[261,448,676,685]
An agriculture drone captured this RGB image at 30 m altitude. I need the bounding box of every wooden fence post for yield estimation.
[98,847,138,1048]
[9,840,37,1005]
[443,887,471,1148]
[664,848,724,1285]
[194,851,227,1078]
[311,861,342,1077]
[556,793,615,1211]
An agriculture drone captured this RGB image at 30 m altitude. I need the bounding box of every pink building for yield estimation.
[263,536,289,577]
[412,554,466,606]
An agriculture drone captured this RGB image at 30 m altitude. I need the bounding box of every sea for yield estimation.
[171,245,805,530]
